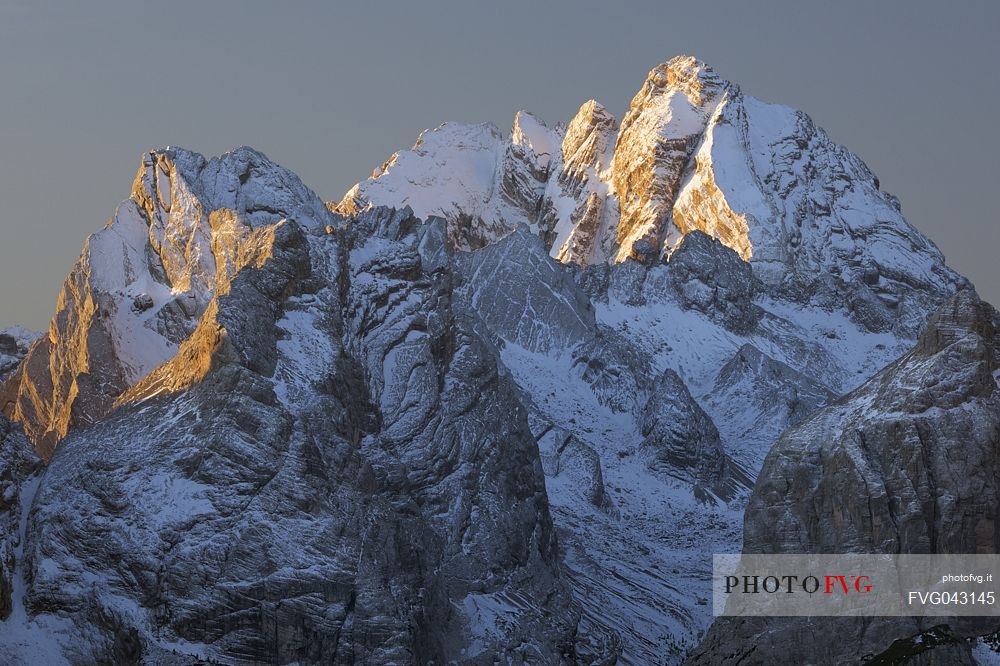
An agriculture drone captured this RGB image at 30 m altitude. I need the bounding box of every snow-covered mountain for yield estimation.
[0,56,980,664]
[339,56,958,339]
[691,288,1000,664]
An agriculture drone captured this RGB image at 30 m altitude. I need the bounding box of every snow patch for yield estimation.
[459,593,517,658]
[974,639,1000,666]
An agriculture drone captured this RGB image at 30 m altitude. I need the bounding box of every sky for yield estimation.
[0,1,997,330]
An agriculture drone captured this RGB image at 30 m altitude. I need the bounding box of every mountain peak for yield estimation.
[334,55,960,336]
[573,98,611,118]
[561,99,617,177]
[132,145,331,233]
[3,144,335,455]
[641,55,728,107]
[0,54,984,666]
[510,110,555,163]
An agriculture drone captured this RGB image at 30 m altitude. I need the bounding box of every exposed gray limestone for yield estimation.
[689,290,1000,665]
[13,206,581,664]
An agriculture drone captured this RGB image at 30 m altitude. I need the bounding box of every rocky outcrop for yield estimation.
[749,288,1000,556]
[0,416,40,622]
[0,139,586,662]
[339,55,963,338]
[640,369,730,499]
[500,111,555,220]
[704,342,835,475]
[611,57,729,263]
[547,100,617,263]
[1,147,333,459]
[560,101,616,191]
[0,328,38,381]
[453,228,595,353]
[11,203,580,664]
[689,289,1000,665]
[660,230,760,333]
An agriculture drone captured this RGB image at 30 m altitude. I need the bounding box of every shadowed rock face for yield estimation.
[658,230,761,334]
[746,289,1000,557]
[0,331,39,565]
[0,148,581,663]
[500,111,555,222]
[639,369,732,499]
[452,226,754,663]
[0,144,759,666]
[689,289,1000,665]
[0,416,41,622]
[0,329,37,381]
[452,227,743,499]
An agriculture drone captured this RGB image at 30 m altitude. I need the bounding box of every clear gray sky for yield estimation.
[1,1,997,330]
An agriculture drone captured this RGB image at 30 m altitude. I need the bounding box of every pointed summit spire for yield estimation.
[640,56,729,107]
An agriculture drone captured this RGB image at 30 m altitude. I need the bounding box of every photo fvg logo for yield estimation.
[714,554,1000,617]
[723,574,873,595]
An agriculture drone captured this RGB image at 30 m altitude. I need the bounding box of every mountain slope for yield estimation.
[689,289,1000,665]
[339,56,961,339]
[0,56,980,665]
[0,147,333,458]
[13,200,582,663]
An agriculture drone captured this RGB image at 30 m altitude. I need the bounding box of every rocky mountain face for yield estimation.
[689,288,1000,665]
[339,55,958,340]
[29,206,584,664]
[0,416,40,619]
[0,155,581,663]
[0,147,334,459]
[0,56,983,664]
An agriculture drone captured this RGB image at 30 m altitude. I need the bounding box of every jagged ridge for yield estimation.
[0,55,982,665]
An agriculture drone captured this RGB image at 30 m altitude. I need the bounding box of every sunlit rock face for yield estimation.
[0,56,984,665]
[546,100,618,264]
[339,55,963,337]
[0,147,331,458]
[610,56,731,263]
